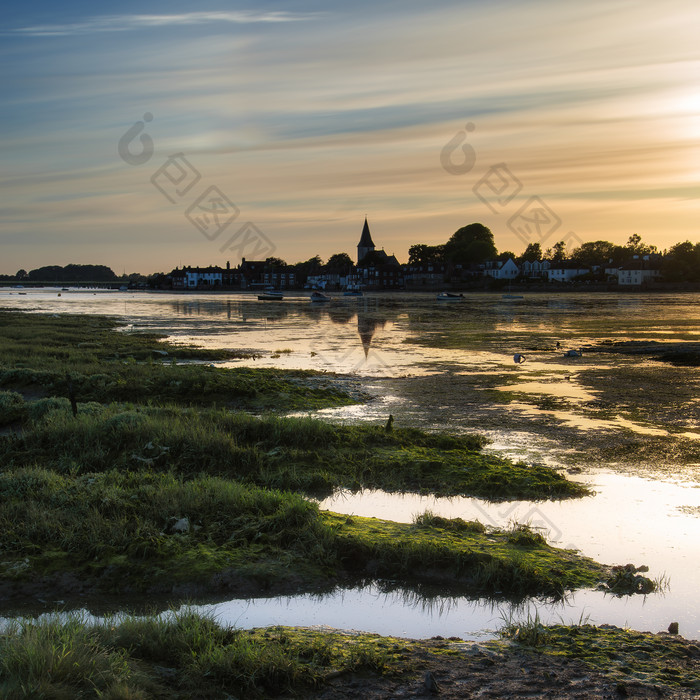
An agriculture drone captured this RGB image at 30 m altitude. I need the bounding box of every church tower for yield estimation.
[357,217,375,264]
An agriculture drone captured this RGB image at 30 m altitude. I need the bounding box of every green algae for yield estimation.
[0,310,355,411]
[501,623,700,691]
[324,512,623,599]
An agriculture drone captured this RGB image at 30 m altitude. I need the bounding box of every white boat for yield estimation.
[310,291,331,302]
[437,292,464,301]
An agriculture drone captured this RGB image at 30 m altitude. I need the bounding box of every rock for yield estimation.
[171,517,190,533]
[424,671,440,694]
[668,621,679,635]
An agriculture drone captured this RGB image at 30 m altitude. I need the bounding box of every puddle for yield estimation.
[314,471,700,639]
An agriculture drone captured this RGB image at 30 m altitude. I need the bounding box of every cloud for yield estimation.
[9,11,319,37]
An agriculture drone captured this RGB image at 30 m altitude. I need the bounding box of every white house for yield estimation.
[546,263,590,282]
[483,258,520,280]
[171,266,223,288]
[617,261,661,286]
[520,259,551,279]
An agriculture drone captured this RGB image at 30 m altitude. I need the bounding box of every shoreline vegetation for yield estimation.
[0,309,683,696]
[1,614,698,698]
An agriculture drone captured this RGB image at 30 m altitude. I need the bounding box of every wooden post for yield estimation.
[66,373,78,417]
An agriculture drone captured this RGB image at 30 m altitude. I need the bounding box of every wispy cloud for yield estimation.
[10,11,318,37]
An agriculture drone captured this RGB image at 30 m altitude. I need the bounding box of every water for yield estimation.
[2,288,700,639]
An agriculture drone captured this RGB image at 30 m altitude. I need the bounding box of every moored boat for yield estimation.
[310,291,331,302]
[258,291,284,301]
[437,292,464,301]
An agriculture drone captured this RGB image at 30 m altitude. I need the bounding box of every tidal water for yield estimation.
[3,288,700,639]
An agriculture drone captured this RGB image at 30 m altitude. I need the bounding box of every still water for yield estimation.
[3,288,700,639]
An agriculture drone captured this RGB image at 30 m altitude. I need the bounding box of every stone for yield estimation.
[172,517,190,533]
[424,671,440,694]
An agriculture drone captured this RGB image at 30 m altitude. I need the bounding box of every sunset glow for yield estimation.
[1,1,698,273]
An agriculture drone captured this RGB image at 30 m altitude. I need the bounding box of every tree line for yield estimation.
[5,226,700,284]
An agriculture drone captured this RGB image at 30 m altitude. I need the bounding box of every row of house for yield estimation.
[170,260,298,290]
[166,220,663,291]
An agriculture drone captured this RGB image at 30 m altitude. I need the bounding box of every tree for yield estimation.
[518,242,542,263]
[569,241,624,268]
[265,257,287,269]
[661,241,700,282]
[325,253,354,271]
[497,251,516,263]
[27,264,117,282]
[408,244,445,265]
[443,223,496,266]
[291,256,322,285]
[626,234,657,257]
[545,241,567,264]
[15,269,27,280]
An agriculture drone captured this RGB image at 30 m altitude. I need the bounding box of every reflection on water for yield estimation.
[318,471,700,639]
[3,289,700,638]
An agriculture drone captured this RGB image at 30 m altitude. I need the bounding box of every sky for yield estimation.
[1,0,699,275]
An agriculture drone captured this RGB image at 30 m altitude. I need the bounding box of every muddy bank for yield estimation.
[312,631,700,699]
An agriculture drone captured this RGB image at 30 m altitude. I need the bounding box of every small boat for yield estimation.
[343,290,363,297]
[310,291,331,302]
[437,292,464,301]
[502,294,524,299]
[258,292,284,301]
[61,287,70,291]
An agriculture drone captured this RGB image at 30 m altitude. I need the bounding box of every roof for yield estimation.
[358,217,375,249]
[620,261,661,271]
[357,249,400,267]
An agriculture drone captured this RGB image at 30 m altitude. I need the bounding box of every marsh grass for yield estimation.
[0,612,409,698]
[0,310,354,411]
[0,399,587,500]
[0,467,338,591]
[0,310,632,603]
[0,466,622,599]
[327,511,614,599]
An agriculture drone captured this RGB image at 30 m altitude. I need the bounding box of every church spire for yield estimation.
[357,217,376,264]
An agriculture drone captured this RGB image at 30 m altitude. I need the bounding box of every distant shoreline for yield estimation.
[3,282,700,294]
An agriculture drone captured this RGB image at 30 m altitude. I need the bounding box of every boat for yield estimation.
[310,291,331,302]
[437,292,464,301]
[257,292,284,301]
[343,290,363,297]
[502,294,524,300]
